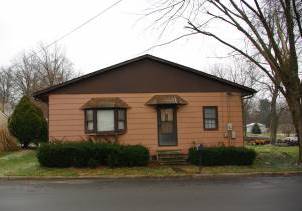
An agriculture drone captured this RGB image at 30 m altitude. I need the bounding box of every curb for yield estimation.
[1,171,302,181]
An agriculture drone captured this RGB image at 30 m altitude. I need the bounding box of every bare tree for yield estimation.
[35,44,74,88]
[147,0,302,162]
[12,52,40,97]
[11,44,76,97]
[279,106,296,136]
[210,58,263,138]
[270,84,280,144]
[210,58,263,88]
[256,78,283,144]
[0,67,15,114]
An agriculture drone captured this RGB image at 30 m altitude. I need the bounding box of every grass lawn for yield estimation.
[0,145,301,177]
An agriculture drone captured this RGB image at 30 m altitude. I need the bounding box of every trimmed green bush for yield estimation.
[8,96,48,148]
[37,142,149,168]
[252,123,262,134]
[188,146,256,166]
[108,145,150,167]
[87,159,98,168]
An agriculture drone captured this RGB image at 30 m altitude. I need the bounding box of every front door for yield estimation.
[157,106,177,146]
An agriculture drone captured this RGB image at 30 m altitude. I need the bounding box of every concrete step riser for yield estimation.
[157,150,188,165]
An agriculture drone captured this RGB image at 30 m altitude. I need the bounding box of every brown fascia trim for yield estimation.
[33,54,257,101]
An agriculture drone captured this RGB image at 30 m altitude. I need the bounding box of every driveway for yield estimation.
[0,175,301,211]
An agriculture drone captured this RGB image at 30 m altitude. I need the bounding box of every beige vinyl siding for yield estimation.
[49,92,243,155]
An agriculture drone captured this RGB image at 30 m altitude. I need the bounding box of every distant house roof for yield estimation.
[33,54,256,102]
[246,123,266,127]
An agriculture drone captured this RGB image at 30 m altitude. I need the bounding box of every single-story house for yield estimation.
[33,55,256,155]
[246,123,267,133]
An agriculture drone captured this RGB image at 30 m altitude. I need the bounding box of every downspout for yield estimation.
[226,92,232,146]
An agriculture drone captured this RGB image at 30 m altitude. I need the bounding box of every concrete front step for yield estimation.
[157,150,181,155]
[157,154,188,158]
[160,162,188,165]
[159,156,187,160]
[157,150,188,165]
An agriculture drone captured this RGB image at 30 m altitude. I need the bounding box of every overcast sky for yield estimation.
[0,0,241,74]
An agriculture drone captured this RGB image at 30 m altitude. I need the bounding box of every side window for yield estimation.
[117,109,126,130]
[85,110,94,132]
[203,106,218,130]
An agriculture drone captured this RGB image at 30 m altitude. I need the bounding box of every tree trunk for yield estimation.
[294,116,302,163]
[270,88,279,145]
[286,95,302,163]
[1,100,5,113]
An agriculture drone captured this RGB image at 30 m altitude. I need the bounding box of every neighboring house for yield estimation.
[0,111,8,129]
[33,55,256,155]
[246,123,267,134]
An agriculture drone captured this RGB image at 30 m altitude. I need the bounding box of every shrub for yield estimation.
[252,123,262,134]
[108,145,150,167]
[121,145,150,166]
[188,146,256,166]
[8,96,48,148]
[37,142,149,168]
[87,159,98,168]
[37,143,74,167]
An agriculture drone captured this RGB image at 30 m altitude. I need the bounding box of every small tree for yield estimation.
[8,96,47,148]
[252,123,262,134]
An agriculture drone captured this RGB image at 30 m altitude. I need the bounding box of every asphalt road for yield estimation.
[0,176,301,211]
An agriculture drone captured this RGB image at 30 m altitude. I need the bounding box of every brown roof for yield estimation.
[146,95,187,106]
[81,97,129,109]
[33,55,257,102]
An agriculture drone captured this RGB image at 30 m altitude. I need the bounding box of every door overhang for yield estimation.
[145,95,187,106]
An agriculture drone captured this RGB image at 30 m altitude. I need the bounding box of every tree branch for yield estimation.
[186,21,284,93]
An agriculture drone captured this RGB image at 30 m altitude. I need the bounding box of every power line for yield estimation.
[31,0,124,57]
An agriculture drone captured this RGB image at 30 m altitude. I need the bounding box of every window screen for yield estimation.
[85,110,94,131]
[203,107,218,129]
[97,110,115,132]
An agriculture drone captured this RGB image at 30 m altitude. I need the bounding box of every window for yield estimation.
[203,106,218,130]
[85,110,94,132]
[117,109,126,131]
[97,110,114,132]
[157,106,177,146]
[85,109,126,134]
[159,108,174,134]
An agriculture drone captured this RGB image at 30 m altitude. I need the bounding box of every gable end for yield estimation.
[33,55,256,102]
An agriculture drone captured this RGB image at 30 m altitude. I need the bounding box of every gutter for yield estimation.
[242,93,255,100]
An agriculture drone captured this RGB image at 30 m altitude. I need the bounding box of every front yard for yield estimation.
[0,145,301,177]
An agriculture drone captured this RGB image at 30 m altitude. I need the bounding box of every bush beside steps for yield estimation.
[188,146,256,166]
[37,142,150,168]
